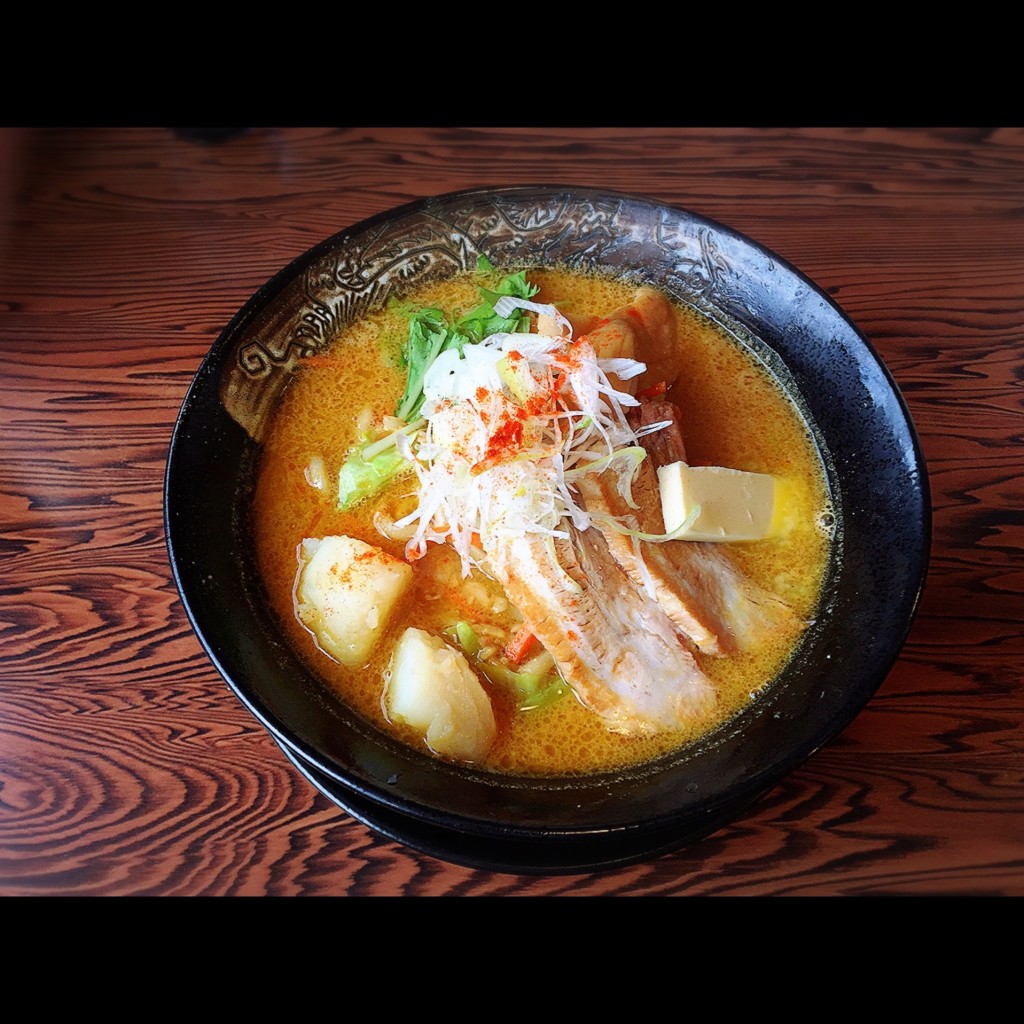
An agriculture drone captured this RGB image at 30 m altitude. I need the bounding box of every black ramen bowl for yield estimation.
[164,186,930,874]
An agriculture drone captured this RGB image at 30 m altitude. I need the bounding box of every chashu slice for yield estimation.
[486,522,716,737]
[576,401,803,656]
[584,286,683,395]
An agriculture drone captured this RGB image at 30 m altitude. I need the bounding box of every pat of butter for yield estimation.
[657,463,777,542]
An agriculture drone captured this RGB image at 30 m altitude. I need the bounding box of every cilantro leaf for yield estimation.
[393,268,538,421]
[394,308,469,422]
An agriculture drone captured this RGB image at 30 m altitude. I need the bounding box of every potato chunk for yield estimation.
[296,535,413,668]
[385,627,497,762]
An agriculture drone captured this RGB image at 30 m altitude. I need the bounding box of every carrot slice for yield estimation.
[505,625,541,666]
[637,380,667,400]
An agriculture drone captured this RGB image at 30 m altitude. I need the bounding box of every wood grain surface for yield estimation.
[1,126,1021,897]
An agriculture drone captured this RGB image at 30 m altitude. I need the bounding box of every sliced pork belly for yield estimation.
[576,400,803,656]
[583,287,682,395]
[486,524,717,737]
[576,463,800,656]
[628,397,689,466]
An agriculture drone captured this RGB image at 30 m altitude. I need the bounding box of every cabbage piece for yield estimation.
[337,443,411,511]
[444,621,568,712]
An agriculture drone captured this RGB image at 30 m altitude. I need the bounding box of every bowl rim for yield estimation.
[164,184,932,853]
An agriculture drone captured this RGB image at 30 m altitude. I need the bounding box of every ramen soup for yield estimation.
[251,265,834,776]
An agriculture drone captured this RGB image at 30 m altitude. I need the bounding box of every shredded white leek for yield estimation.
[493,295,572,338]
[389,296,671,575]
[587,504,703,544]
[362,417,426,460]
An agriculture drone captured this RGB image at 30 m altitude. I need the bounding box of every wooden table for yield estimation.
[2,127,1020,896]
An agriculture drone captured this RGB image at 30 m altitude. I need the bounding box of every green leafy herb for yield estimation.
[394,307,463,422]
[394,267,539,422]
